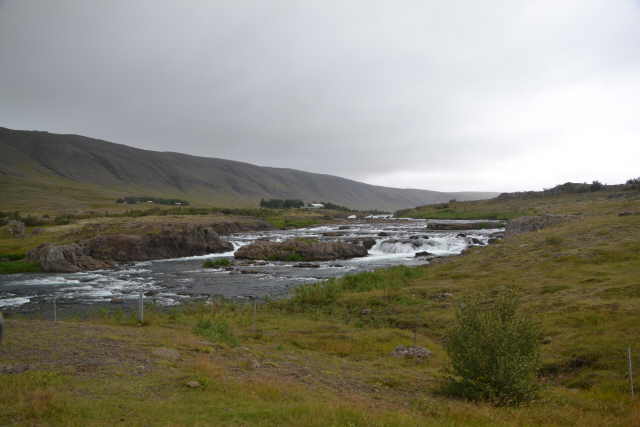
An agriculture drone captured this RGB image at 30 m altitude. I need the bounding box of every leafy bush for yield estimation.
[203,258,232,268]
[444,288,541,406]
[193,318,238,346]
[625,177,640,190]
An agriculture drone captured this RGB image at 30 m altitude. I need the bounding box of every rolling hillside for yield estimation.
[0,127,497,211]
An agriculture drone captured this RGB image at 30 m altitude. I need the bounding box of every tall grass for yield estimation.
[283,266,425,310]
[193,318,238,346]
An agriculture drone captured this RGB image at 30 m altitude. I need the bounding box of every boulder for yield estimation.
[234,238,368,261]
[414,251,434,258]
[431,292,453,300]
[346,237,376,250]
[383,239,422,248]
[391,345,432,360]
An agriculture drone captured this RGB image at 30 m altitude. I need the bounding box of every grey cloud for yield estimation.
[1,0,639,192]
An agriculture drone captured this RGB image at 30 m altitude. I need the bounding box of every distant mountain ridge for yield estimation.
[0,127,498,211]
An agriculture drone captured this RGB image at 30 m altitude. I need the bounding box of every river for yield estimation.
[0,219,503,313]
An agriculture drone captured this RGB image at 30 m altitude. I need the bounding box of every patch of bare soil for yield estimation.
[0,320,155,376]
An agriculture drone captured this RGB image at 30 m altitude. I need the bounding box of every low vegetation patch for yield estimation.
[0,259,41,274]
[202,258,232,268]
[265,216,323,229]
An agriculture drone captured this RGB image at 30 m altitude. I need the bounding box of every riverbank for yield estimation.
[2,194,640,425]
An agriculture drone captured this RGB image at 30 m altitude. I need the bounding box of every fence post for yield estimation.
[0,312,4,345]
[53,297,57,322]
[629,346,635,398]
[253,299,257,335]
[138,292,144,324]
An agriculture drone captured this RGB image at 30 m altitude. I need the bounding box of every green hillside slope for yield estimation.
[0,127,497,211]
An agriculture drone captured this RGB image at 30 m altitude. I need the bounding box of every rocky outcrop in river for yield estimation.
[28,225,234,272]
[234,238,368,261]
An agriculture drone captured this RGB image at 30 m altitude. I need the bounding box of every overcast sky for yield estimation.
[1,1,639,192]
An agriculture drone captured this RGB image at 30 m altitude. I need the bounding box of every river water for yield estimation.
[0,219,503,312]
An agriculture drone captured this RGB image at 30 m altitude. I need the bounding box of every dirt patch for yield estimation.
[0,320,154,375]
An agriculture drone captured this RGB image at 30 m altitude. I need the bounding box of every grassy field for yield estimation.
[396,190,640,220]
[2,192,640,425]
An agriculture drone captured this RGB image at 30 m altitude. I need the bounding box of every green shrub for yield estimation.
[284,252,304,262]
[203,258,232,268]
[444,288,541,406]
[193,318,238,346]
[0,253,25,261]
[0,260,42,274]
[53,216,73,225]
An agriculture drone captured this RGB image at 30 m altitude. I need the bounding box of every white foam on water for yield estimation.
[0,296,31,308]
[365,232,476,260]
[116,268,152,274]
[17,276,82,286]
[422,236,468,256]
[284,276,321,282]
[306,225,339,233]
